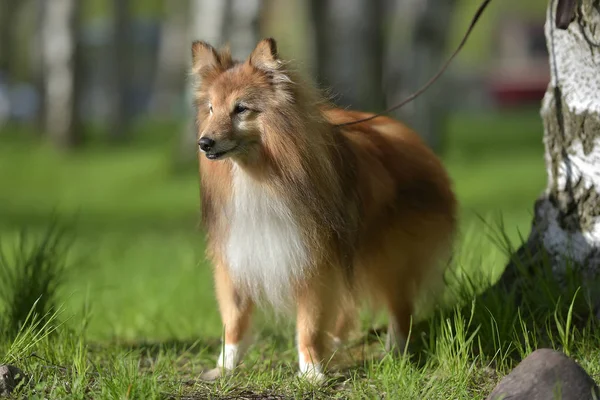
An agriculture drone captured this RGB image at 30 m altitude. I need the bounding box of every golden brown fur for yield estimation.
[192,38,457,381]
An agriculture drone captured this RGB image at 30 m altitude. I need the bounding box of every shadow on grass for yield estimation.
[406,214,600,376]
[323,213,600,383]
[110,337,222,359]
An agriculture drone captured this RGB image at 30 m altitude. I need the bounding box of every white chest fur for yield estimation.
[225,167,309,310]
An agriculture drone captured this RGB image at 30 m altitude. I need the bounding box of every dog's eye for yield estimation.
[208,104,213,114]
[233,104,248,114]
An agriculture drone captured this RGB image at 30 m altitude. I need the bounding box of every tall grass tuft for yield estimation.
[419,213,598,375]
[0,222,72,338]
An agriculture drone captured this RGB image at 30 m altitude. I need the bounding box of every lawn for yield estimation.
[4,109,595,399]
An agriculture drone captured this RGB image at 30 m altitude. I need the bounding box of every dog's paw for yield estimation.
[297,366,327,385]
[200,367,231,382]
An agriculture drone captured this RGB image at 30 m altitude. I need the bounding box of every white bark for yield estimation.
[41,0,80,147]
[505,0,600,285]
[545,2,600,115]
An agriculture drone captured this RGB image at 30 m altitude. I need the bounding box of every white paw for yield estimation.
[200,367,231,382]
[298,360,326,384]
[217,343,242,371]
[298,368,327,384]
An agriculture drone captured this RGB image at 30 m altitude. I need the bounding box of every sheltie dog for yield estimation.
[192,38,457,382]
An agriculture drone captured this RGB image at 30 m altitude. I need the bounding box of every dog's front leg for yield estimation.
[295,268,337,384]
[202,261,253,381]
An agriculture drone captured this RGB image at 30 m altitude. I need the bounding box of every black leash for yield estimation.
[334,0,493,127]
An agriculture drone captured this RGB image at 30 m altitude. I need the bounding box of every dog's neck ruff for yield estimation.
[225,164,310,310]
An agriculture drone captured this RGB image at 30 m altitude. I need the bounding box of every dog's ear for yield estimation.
[192,41,234,76]
[248,38,280,71]
[191,41,220,74]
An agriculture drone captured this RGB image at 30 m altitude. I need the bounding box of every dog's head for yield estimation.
[191,38,297,162]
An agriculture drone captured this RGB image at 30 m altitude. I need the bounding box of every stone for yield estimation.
[0,364,26,397]
[487,348,600,400]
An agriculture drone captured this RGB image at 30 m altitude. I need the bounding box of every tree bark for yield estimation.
[497,0,600,293]
[310,0,385,111]
[41,0,82,148]
[385,0,457,153]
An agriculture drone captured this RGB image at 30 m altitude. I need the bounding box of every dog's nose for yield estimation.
[198,137,215,152]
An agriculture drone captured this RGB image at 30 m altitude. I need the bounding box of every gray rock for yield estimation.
[487,348,600,400]
[0,365,25,397]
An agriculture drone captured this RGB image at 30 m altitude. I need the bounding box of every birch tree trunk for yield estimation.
[310,0,385,111]
[497,0,600,295]
[41,0,82,148]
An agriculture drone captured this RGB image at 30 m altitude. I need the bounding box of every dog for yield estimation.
[192,38,457,382]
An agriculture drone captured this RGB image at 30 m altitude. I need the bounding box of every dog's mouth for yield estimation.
[204,146,237,160]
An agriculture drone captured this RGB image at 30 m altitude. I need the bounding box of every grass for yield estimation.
[3,232,600,399]
[2,109,594,399]
[0,222,71,338]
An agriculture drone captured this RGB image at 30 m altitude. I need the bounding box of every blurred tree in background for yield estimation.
[178,0,262,165]
[0,1,18,85]
[309,0,456,153]
[109,0,132,142]
[150,1,189,116]
[0,0,549,152]
[386,0,457,152]
[310,0,385,112]
[40,0,83,148]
